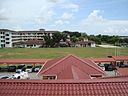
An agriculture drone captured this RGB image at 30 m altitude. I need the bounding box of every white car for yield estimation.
[12,71,30,79]
[26,65,33,73]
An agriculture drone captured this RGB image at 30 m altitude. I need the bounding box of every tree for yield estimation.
[44,35,54,47]
[71,36,78,43]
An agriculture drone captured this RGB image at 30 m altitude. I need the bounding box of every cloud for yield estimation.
[0,0,61,29]
[62,3,79,12]
[35,9,55,24]
[47,0,64,3]
[61,12,73,20]
[80,10,128,35]
[55,19,69,25]
[0,8,8,20]
[54,12,73,25]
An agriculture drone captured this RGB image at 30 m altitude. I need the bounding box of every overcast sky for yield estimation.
[0,0,128,35]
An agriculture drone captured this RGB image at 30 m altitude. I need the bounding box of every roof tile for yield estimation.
[38,54,106,79]
[0,78,128,96]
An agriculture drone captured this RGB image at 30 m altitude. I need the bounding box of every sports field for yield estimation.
[0,47,128,59]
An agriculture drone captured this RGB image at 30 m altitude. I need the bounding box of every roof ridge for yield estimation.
[72,55,106,75]
[37,60,48,75]
[0,79,128,83]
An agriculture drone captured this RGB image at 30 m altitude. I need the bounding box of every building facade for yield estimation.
[0,29,58,48]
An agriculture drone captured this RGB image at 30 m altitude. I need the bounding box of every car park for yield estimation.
[0,66,8,72]
[12,71,30,79]
[104,64,116,71]
[8,65,16,72]
[32,65,42,72]
[16,64,26,72]
[0,75,10,79]
[26,65,33,73]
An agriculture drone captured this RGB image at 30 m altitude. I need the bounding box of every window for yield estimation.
[0,32,4,34]
[1,40,5,42]
[6,34,9,36]
[90,74,102,79]
[6,42,10,44]
[42,75,57,80]
[1,36,5,38]
[1,44,5,48]
[6,38,9,40]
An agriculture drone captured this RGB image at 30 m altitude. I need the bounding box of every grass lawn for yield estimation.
[0,47,128,59]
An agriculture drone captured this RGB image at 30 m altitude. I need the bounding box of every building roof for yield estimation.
[117,68,128,75]
[18,29,59,33]
[87,58,115,63]
[0,59,50,64]
[38,54,106,79]
[0,29,15,32]
[13,40,45,45]
[0,77,128,96]
[111,56,128,61]
[75,40,95,45]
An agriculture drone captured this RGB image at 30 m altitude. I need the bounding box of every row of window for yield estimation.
[0,38,10,40]
[0,40,10,44]
[0,32,5,34]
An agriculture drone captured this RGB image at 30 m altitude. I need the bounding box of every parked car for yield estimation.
[16,64,26,72]
[104,64,116,71]
[119,64,128,68]
[0,66,8,72]
[12,71,30,79]
[8,65,16,72]
[0,75,10,79]
[26,65,33,73]
[32,65,42,72]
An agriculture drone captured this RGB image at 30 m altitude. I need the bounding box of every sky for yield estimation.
[0,0,128,35]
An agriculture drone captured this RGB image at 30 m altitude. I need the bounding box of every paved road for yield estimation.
[0,72,42,79]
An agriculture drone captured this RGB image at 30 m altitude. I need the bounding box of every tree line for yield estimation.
[42,31,128,47]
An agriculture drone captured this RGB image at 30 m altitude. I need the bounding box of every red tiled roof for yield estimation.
[38,54,106,79]
[0,78,128,96]
[87,58,115,63]
[0,59,50,64]
[111,56,128,61]
[117,68,128,75]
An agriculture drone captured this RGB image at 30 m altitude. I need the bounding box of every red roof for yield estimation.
[117,68,128,75]
[0,77,128,96]
[87,58,115,63]
[0,59,50,64]
[38,54,106,79]
[111,56,128,61]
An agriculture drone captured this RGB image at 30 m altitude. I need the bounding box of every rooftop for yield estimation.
[0,59,50,64]
[0,76,128,96]
[87,58,115,63]
[111,56,128,61]
[117,68,128,75]
[38,54,106,79]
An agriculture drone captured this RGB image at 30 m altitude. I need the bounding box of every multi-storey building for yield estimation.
[0,29,59,48]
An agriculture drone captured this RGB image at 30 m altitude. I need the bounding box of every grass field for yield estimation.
[0,47,128,59]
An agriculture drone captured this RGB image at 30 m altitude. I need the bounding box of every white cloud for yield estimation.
[54,12,73,25]
[80,10,128,35]
[35,9,55,23]
[1,0,64,22]
[63,3,79,12]
[0,8,8,20]
[61,12,73,20]
[55,20,64,25]
[47,0,65,3]
[55,19,69,25]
